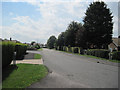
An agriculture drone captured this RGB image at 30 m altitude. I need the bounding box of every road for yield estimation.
[27,48,118,88]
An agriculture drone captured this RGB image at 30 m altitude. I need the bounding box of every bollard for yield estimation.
[13,52,16,65]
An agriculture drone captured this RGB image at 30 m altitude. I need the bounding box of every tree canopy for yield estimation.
[57,32,65,47]
[75,23,86,48]
[47,35,56,49]
[83,1,113,48]
[64,21,81,47]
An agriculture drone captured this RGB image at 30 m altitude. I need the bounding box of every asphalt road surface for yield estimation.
[27,48,118,88]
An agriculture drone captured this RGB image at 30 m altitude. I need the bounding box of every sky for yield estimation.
[1,0,119,44]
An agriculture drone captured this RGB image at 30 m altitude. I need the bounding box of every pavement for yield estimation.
[11,59,43,64]
[11,52,43,65]
[27,49,119,88]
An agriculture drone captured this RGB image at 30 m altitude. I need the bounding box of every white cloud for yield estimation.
[2,2,88,43]
[2,1,119,43]
[3,0,119,2]
[9,12,13,15]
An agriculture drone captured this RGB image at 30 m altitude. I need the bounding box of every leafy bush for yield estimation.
[63,46,66,51]
[15,43,27,59]
[65,47,68,52]
[2,41,16,68]
[35,44,40,49]
[68,47,72,52]
[57,46,63,51]
[111,51,120,60]
[73,47,79,53]
[86,49,109,59]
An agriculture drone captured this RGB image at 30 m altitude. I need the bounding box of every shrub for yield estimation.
[58,46,64,51]
[63,46,66,51]
[68,47,72,52]
[111,51,120,60]
[65,47,68,52]
[73,47,79,53]
[15,43,27,59]
[2,41,16,68]
[86,49,109,59]
[27,45,37,50]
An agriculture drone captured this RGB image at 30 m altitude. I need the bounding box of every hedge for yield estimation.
[111,51,120,60]
[2,41,27,68]
[68,47,72,52]
[73,47,79,53]
[15,43,27,59]
[2,41,16,68]
[86,49,109,59]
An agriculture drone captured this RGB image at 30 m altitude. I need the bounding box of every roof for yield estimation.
[112,37,120,47]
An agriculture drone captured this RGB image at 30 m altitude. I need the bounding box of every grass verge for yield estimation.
[55,49,120,63]
[38,48,43,51]
[2,64,48,88]
[34,54,42,59]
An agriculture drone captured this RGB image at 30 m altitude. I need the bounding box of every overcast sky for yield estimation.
[1,0,119,44]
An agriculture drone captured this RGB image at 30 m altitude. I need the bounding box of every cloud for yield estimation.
[2,1,119,43]
[9,12,13,15]
[2,2,88,43]
[3,0,119,2]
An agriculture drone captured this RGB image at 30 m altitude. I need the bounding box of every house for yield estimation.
[108,37,120,51]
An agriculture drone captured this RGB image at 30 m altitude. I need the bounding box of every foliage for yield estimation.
[86,49,109,59]
[111,51,120,60]
[15,43,27,60]
[2,41,16,68]
[35,44,40,49]
[47,35,56,49]
[57,32,65,47]
[75,23,86,48]
[31,41,36,45]
[83,1,113,48]
[68,46,72,52]
[64,21,80,47]
[73,47,79,53]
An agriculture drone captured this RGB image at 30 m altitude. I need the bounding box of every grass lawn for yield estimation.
[55,50,120,63]
[34,54,42,59]
[38,48,43,51]
[2,64,48,88]
[80,54,120,63]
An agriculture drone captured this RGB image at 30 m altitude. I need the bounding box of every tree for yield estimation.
[75,23,86,48]
[35,44,40,49]
[57,32,65,47]
[83,1,113,49]
[47,35,56,49]
[64,21,80,47]
[31,41,36,45]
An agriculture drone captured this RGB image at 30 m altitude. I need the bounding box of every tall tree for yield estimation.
[75,23,86,48]
[83,1,113,48]
[64,21,80,47]
[57,32,65,47]
[47,35,56,49]
[31,41,36,45]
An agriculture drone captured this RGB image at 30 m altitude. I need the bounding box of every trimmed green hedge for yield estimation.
[111,51,120,60]
[2,41,16,68]
[68,47,72,52]
[2,41,27,68]
[15,43,27,59]
[86,49,109,59]
[73,47,79,53]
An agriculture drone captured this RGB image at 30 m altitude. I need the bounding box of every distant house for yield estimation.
[108,37,120,51]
